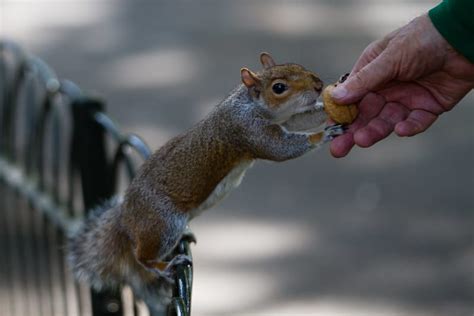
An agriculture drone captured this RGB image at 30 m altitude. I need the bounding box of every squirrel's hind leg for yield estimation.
[130,210,189,283]
[148,226,195,282]
[151,226,195,279]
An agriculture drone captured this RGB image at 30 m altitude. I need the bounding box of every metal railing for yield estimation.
[0,40,193,316]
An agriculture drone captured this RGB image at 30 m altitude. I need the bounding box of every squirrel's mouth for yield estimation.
[294,97,323,114]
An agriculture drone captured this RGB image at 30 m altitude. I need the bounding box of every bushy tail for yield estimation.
[67,199,172,313]
[67,199,128,290]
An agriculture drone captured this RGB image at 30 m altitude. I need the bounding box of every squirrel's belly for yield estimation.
[189,160,254,219]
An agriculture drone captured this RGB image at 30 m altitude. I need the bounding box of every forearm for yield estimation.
[248,124,312,161]
[429,0,474,63]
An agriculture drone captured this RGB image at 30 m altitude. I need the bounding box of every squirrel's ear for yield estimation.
[260,52,276,69]
[241,68,260,88]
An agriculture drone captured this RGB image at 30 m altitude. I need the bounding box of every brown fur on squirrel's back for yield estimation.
[126,105,253,213]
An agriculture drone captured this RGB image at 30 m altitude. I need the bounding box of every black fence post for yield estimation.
[71,97,123,316]
[1,40,194,316]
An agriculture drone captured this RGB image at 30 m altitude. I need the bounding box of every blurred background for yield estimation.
[1,0,473,315]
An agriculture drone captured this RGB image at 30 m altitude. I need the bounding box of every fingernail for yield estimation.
[331,86,347,100]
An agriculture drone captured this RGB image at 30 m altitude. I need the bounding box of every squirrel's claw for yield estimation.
[181,228,197,244]
[151,268,175,284]
[323,124,345,142]
[168,254,193,267]
[151,254,192,284]
[324,123,347,132]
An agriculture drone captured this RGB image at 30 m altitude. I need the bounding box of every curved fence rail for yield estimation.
[0,41,193,316]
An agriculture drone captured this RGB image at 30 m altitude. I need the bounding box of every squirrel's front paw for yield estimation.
[323,124,346,142]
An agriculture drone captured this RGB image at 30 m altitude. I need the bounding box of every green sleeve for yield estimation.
[429,0,474,63]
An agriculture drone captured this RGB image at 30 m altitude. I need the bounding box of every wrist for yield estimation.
[417,14,452,59]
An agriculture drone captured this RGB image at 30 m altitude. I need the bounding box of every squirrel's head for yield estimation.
[241,52,323,123]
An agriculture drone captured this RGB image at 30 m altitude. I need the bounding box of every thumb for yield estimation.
[331,52,394,104]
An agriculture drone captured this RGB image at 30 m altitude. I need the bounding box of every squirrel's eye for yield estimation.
[272,83,287,94]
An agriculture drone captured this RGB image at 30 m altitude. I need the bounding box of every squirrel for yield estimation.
[67,52,345,310]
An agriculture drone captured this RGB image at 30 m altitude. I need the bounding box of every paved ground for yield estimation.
[2,1,473,315]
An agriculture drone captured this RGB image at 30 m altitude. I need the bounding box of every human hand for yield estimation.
[329,14,474,158]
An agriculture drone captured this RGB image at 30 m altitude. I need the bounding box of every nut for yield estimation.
[322,84,359,125]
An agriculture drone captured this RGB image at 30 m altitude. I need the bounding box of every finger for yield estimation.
[331,51,394,104]
[351,38,388,74]
[329,92,385,157]
[329,92,384,154]
[394,110,438,137]
[330,132,355,158]
[354,102,409,147]
[357,92,386,123]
